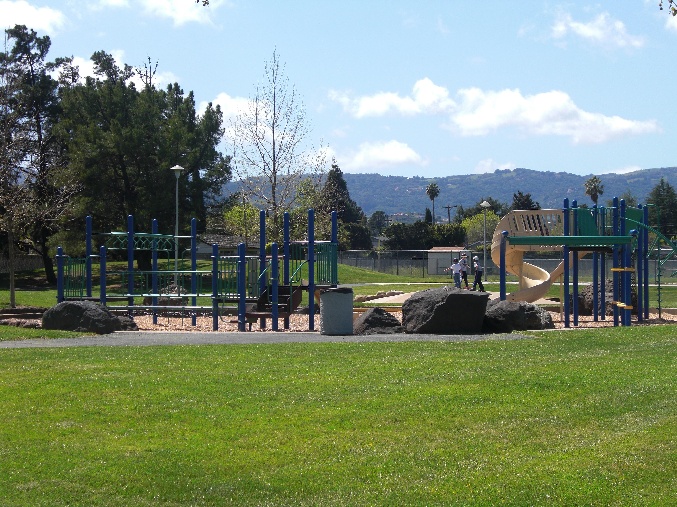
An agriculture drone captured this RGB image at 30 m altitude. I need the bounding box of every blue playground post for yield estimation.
[612,197,620,326]
[592,205,599,322]
[56,246,64,303]
[283,212,291,329]
[271,242,279,331]
[99,246,106,305]
[572,200,579,327]
[237,242,246,332]
[499,231,508,300]
[331,210,338,244]
[643,205,650,320]
[191,218,197,326]
[563,198,570,328]
[152,219,159,325]
[211,243,219,331]
[127,215,134,312]
[259,209,267,330]
[86,216,93,298]
[636,210,644,323]
[308,209,316,331]
[600,206,606,321]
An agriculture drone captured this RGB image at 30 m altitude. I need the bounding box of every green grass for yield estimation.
[0,327,675,506]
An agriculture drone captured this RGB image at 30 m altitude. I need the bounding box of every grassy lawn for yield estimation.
[0,327,675,506]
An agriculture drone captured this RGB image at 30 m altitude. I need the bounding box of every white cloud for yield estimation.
[342,140,425,171]
[0,0,67,33]
[452,87,660,144]
[204,91,251,119]
[473,159,516,174]
[666,14,677,32]
[332,78,659,144]
[614,165,643,175]
[551,11,645,48]
[139,0,227,26]
[329,78,455,118]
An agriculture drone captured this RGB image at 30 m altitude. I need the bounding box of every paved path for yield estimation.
[0,330,532,349]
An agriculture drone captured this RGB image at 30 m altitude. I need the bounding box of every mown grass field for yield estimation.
[1,327,675,506]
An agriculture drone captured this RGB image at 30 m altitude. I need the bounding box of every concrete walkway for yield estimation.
[0,330,533,348]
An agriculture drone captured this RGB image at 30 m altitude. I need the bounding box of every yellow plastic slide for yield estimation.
[490,210,583,303]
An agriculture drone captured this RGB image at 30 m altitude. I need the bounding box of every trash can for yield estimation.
[319,287,354,335]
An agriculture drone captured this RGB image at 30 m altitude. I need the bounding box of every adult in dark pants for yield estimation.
[459,253,470,289]
[471,255,485,291]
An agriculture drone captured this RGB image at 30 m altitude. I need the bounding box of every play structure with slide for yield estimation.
[492,197,677,327]
[56,209,339,332]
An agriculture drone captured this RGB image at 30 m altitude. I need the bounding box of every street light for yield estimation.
[480,200,491,282]
[170,165,184,283]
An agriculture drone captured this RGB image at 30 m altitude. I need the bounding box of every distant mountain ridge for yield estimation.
[343,167,677,217]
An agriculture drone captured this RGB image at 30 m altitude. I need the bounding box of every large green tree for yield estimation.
[646,178,677,238]
[584,176,604,206]
[57,52,230,241]
[511,190,540,211]
[0,25,74,285]
[425,182,440,225]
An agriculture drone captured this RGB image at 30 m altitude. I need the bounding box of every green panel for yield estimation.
[507,235,632,247]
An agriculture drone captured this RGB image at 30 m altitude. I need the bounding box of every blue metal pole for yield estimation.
[238,242,246,332]
[643,205,650,319]
[99,246,106,305]
[86,215,92,298]
[191,218,197,326]
[127,215,134,312]
[259,209,266,330]
[572,200,579,326]
[283,212,290,330]
[152,219,158,325]
[500,231,508,300]
[212,243,219,331]
[636,206,643,323]
[308,209,315,331]
[563,199,570,328]
[592,205,599,322]
[272,242,279,331]
[331,210,338,244]
[56,246,64,303]
[600,206,606,321]
[612,197,619,326]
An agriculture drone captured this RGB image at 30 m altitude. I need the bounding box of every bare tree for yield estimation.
[228,50,327,240]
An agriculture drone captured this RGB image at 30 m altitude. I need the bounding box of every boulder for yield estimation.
[483,300,554,333]
[401,287,489,334]
[42,301,138,334]
[353,308,405,335]
[574,280,636,316]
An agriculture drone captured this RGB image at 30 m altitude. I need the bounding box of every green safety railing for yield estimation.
[63,256,87,299]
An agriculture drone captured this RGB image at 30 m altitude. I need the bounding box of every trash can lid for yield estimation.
[320,287,353,294]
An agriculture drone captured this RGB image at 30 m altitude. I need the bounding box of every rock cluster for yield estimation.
[43,301,138,334]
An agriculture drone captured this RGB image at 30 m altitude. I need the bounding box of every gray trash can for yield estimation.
[319,287,354,335]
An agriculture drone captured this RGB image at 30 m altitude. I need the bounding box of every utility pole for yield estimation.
[443,204,458,223]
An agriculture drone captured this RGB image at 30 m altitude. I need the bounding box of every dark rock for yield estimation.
[353,307,404,335]
[401,287,489,334]
[574,280,636,316]
[42,301,138,334]
[483,300,554,333]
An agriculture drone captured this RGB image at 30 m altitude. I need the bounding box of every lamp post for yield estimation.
[480,200,491,282]
[170,165,184,283]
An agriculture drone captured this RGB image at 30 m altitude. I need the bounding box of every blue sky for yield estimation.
[3,0,677,178]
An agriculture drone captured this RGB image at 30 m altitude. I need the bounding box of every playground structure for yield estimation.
[56,209,339,332]
[492,197,677,327]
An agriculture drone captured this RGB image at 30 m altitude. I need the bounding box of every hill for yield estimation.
[343,167,677,218]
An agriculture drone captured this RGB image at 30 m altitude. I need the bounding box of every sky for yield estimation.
[3,0,677,178]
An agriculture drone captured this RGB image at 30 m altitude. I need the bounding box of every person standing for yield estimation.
[444,258,462,288]
[472,255,485,292]
[459,253,470,289]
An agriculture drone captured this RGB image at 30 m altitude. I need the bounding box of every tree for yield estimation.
[319,160,364,224]
[455,198,509,223]
[646,178,677,238]
[384,221,464,250]
[424,208,433,224]
[605,190,637,209]
[461,211,500,250]
[367,211,388,236]
[511,190,540,211]
[660,0,677,15]
[0,25,74,286]
[425,182,440,225]
[228,50,327,242]
[57,52,231,245]
[584,176,604,206]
